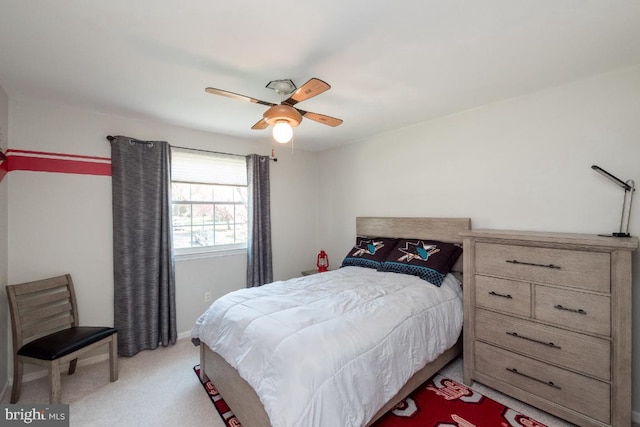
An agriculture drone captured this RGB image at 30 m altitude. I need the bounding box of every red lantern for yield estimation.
[317,250,329,272]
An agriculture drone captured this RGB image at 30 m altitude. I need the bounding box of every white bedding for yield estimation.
[191,266,463,427]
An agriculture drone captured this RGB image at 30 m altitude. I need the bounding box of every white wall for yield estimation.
[317,65,640,413]
[0,85,9,394]
[6,98,319,340]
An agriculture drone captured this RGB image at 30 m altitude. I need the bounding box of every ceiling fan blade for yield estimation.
[205,87,275,107]
[251,118,269,130]
[297,110,343,127]
[283,78,330,106]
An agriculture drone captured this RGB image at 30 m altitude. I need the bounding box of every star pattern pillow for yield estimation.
[341,237,399,270]
[378,239,463,286]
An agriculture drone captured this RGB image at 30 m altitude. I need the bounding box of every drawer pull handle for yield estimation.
[506,332,562,349]
[488,291,512,299]
[506,259,561,270]
[506,368,561,390]
[554,304,587,315]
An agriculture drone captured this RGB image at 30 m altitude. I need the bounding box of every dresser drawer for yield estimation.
[475,341,610,424]
[475,243,610,292]
[475,275,531,316]
[475,309,610,380]
[535,285,610,336]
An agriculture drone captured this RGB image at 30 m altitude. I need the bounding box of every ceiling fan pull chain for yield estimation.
[271,135,276,159]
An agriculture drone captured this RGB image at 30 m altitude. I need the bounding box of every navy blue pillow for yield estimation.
[378,239,462,286]
[341,237,399,270]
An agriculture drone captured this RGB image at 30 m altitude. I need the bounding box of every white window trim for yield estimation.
[174,243,247,261]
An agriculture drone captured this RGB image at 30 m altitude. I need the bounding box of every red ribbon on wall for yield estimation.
[2,149,111,179]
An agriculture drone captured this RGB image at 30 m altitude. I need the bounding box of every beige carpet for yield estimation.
[1,337,583,426]
[2,338,224,427]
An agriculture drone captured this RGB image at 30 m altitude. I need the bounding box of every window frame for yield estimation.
[170,150,248,260]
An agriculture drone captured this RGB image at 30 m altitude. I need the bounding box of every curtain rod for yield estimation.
[106,135,277,162]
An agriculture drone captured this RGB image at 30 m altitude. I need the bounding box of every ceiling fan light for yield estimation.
[273,121,293,143]
[263,104,302,127]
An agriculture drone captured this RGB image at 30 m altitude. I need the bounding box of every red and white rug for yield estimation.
[193,365,548,427]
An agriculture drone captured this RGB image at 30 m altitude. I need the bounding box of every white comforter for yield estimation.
[192,266,463,427]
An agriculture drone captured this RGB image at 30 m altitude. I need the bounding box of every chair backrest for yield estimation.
[6,274,79,350]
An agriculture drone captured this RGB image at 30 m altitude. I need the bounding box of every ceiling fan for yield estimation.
[205,78,343,143]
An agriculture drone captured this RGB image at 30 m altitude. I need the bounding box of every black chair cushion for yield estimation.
[18,327,117,360]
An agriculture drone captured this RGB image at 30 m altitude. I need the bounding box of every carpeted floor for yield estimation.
[1,338,223,427]
[1,337,582,426]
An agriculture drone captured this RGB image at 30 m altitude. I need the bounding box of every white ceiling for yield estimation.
[1,1,639,151]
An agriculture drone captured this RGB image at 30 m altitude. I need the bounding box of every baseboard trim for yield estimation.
[177,330,192,341]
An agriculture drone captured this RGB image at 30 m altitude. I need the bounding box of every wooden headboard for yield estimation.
[356,217,471,274]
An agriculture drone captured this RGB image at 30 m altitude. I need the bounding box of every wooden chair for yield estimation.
[6,274,118,403]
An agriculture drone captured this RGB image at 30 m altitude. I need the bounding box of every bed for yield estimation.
[192,217,470,427]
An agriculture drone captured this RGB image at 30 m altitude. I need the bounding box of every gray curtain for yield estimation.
[110,136,177,357]
[246,154,273,287]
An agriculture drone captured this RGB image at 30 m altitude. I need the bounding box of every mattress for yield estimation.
[192,266,463,427]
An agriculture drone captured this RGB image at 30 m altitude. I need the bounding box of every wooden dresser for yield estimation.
[461,229,638,427]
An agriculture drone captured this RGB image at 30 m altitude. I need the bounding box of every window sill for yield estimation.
[175,247,246,262]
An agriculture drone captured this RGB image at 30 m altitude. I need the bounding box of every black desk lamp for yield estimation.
[591,165,635,237]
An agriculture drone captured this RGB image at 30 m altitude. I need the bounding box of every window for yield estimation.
[171,149,248,256]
